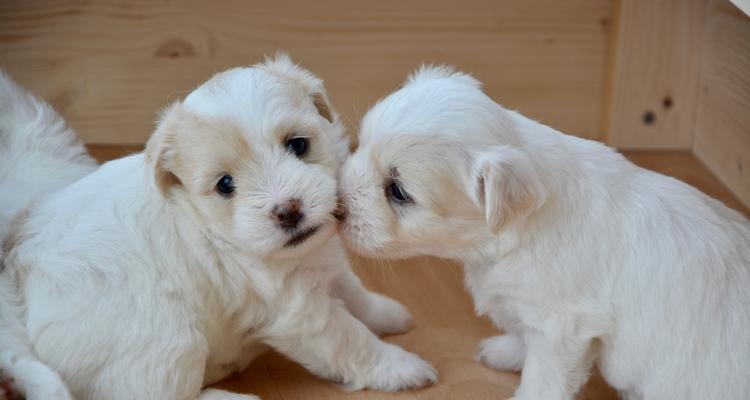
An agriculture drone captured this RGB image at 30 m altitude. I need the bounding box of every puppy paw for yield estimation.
[359,293,413,336]
[364,344,437,391]
[12,360,73,400]
[476,334,525,372]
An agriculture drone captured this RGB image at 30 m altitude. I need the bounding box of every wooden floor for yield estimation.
[88,147,748,400]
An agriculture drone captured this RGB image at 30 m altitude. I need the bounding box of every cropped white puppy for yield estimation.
[338,66,750,400]
[0,71,98,400]
[0,56,436,400]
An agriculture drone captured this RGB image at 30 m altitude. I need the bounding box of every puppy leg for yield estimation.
[69,327,216,400]
[513,330,594,400]
[264,296,436,391]
[331,270,412,336]
[198,388,260,400]
[476,334,526,372]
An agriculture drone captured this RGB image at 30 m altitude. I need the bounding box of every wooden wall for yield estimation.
[606,0,750,208]
[1,0,748,207]
[0,0,611,145]
[605,0,707,149]
[693,0,750,208]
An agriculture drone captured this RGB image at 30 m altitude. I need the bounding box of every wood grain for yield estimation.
[606,0,707,149]
[88,145,747,399]
[693,0,750,209]
[0,0,611,145]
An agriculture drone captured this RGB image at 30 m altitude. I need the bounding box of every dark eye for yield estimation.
[387,181,412,204]
[285,137,309,158]
[216,174,235,197]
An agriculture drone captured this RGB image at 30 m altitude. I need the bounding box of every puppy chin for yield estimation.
[271,221,338,259]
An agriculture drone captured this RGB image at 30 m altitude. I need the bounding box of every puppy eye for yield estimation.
[216,174,235,197]
[387,181,413,204]
[285,137,309,158]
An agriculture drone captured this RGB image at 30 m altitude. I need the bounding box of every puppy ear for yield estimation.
[258,52,336,123]
[258,52,351,162]
[471,146,546,234]
[310,92,333,123]
[145,102,186,197]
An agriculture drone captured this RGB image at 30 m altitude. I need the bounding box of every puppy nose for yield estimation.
[271,199,303,229]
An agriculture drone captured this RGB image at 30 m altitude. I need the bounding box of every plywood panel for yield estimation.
[606,0,707,149]
[693,0,750,209]
[0,0,611,145]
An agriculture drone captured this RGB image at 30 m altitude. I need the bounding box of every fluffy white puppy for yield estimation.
[338,66,750,400]
[0,56,436,400]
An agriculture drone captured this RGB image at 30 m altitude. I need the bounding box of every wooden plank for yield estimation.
[693,0,750,209]
[606,0,707,149]
[0,0,611,145]
[212,354,283,400]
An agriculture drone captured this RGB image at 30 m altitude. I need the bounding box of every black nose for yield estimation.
[271,199,303,229]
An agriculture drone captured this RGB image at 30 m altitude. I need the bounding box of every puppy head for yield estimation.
[338,66,546,259]
[146,54,348,259]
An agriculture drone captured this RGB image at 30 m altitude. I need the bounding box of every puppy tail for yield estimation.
[0,278,72,400]
[0,70,95,167]
[0,70,96,258]
[0,70,95,165]
[0,72,86,399]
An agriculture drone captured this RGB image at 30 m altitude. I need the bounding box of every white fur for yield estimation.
[0,71,97,258]
[0,56,435,400]
[338,66,750,400]
[0,71,97,400]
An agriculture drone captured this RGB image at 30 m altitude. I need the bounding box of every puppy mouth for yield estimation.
[331,207,347,222]
[331,193,347,222]
[284,224,322,247]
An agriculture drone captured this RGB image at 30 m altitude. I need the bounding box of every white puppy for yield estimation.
[0,56,436,400]
[338,66,750,400]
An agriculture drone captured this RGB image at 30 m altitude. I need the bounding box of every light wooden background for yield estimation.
[692,0,750,212]
[0,0,612,144]
[607,0,750,208]
[2,0,748,207]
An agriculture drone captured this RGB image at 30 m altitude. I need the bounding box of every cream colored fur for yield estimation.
[338,66,750,400]
[0,56,436,400]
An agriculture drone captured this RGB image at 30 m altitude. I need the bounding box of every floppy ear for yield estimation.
[257,52,336,123]
[258,52,352,163]
[471,146,546,234]
[144,102,186,197]
[310,91,333,123]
